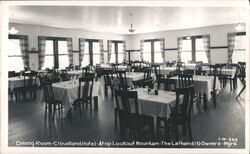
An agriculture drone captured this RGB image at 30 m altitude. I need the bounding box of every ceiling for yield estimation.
[9,6,247,34]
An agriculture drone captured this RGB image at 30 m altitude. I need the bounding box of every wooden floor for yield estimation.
[8,79,246,148]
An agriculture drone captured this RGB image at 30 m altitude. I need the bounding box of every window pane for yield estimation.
[42,56,54,69]
[196,52,208,63]
[182,40,192,51]
[144,53,151,63]
[232,35,246,63]
[8,39,21,56]
[8,57,24,72]
[144,42,151,52]
[110,54,116,63]
[195,38,207,63]
[84,42,89,54]
[45,40,54,55]
[93,54,100,65]
[154,52,163,63]
[195,39,204,51]
[81,55,89,67]
[59,55,69,69]
[118,53,123,63]
[154,41,161,52]
[58,41,68,54]
[93,42,100,54]
[111,43,115,53]
[118,43,123,53]
[181,51,192,63]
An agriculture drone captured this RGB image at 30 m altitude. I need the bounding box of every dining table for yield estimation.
[159,67,176,75]
[169,75,221,108]
[8,76,40,92]
[50,80,104,117]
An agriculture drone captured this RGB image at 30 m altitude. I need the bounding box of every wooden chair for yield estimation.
[157,85,195,142]
[114,89,154,140]
[116,70,129,90]
[178,74,193,88]
[103,69,114,97]
[22,71,38,100]
[133,68,153,89]
[183,69,194,75]
[60,69,70,81]
[236,62,246,99]
[42,80,64,119]
[74,74,95,115]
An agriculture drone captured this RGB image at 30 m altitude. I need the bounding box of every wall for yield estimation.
[124,24,247,64]
[11,23,247,69]
[11,23,125,69]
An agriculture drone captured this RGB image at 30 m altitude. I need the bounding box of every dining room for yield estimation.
[2,0,249,153]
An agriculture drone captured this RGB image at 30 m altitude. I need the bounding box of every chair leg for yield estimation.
[114,108,118,127]
[53,104,56,120]
[188,121,192,142]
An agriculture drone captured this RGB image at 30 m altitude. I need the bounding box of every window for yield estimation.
[58,41,69,69]
[81,42,90,67]
[143,40,163,63]
[181,36,208,64]
[81,40,101,66]
[8,38,24,72]
[93,42,100,65]
[43,40,54,69]
[195,38,208,63]
[143,42,152,63]
[110,41,124,64]
[232,35,246,63]
[41,37,71,69]
[154,41,163,63]
[181,39,192,63]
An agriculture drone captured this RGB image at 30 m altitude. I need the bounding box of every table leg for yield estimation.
[203,94,207,110]
[94,96,98,110]
[236,78,245,99]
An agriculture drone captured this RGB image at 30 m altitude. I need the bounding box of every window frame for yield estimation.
[81,39,100,66]
[8,35,28,72]
[232,32,246,63]
[181,35,208,64]
[111,40,123,64]
[38,36,70,69]
[143,39,162,64]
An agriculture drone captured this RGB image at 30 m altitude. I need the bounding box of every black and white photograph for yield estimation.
[0,0,249,154]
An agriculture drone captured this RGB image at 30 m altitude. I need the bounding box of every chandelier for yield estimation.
[128,13,135,33]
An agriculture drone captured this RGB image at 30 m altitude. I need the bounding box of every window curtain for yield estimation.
[107,40,112,63]
[227,32,236,63]
[79,38,85,66]
[67,38,73,65]
[38,36,46,69]
[19,36,29,69]
[159,38,165,64]
[99,39,104,64]
[177,37,183,62]
[202,35,211,64]
[140,40,144,61]
[123,41,126,62]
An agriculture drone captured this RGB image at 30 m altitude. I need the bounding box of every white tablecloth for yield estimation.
[184,64,197,70]
[170,75,221,101]
[203,68,236,78]
[8,76,40,91]
[114,88,178,119]
[51,80,104,115]
[67,70,83,76]
[160,67,176,75]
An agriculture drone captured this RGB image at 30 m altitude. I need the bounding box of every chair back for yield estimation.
[78,74,95,101]
[151,64,161,76]
[116,70,128,90]
[238,62,246,78]
[183,69,194,75]
[42,81,55,103]
[60,69,70,81]
[82,67,90,77]
[178,74,193,88]
[143,67,152,80]
[174,85,194,121]
[23,71,38,88]
[8,71,16,77]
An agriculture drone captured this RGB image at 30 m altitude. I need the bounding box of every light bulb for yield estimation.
[9,26,18,34]
[235,23,244,31]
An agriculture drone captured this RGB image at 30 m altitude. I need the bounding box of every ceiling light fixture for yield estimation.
[186,34,191,40]
[235,13,244,31]
[9,9,18,34]
[128,13,135,33]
